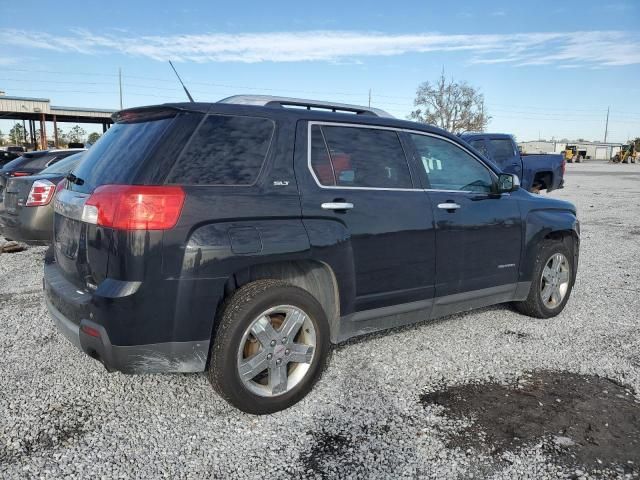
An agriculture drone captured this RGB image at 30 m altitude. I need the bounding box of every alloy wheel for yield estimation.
[236,305,316,397]
[540,253,571,309]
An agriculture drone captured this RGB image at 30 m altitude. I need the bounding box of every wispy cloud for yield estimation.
[490,10,507,16]
[0,55,18,66]
[0,29,638,67]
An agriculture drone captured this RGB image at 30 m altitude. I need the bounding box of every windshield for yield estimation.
[40,152,85,175]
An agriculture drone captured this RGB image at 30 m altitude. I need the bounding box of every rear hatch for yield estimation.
[3,177,32,214]
[53,108,203,289]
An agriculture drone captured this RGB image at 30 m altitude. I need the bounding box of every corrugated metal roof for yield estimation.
[51,105,117,114]
[0,95,50,102]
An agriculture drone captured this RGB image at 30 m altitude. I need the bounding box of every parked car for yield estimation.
[45,96,579,414]
[459,133,565,193]
[6,146,25,153]
[0,150,20,168]
[0,152,85,244]
[0,149,86,206]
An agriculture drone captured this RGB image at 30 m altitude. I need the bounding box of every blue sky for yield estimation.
[1,0,639,142]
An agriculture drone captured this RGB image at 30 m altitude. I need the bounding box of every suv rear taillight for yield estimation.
[81,185,185,230]
[26,179,56,207]
[12,172,31,177]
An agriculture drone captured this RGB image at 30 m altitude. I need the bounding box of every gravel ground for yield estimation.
[0,161,639,479]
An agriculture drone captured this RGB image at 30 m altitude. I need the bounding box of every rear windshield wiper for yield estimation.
[66,173,85,186]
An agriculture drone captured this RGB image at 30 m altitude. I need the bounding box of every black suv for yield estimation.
[45,96,579,414]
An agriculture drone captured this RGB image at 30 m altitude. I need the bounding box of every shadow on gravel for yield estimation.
[420,371,639,475]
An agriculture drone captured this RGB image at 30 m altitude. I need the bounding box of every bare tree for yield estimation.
[409,71,490,134]
[67,125,87,143]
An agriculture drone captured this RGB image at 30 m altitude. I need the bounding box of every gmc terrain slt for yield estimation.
[45,96,579,414]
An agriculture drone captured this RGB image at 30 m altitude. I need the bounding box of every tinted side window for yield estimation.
[310,125,335,185]
[489,138,516,165]
[411,134,494,193]
[469,139,489,158]
[167,114,274,186]
[311,125,412,189]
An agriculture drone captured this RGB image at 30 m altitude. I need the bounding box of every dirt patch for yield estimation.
[301,428,354,475]
[0,400,92,464]
[0,241,27,253]
[420,371,640,473]
[504,330,528,339]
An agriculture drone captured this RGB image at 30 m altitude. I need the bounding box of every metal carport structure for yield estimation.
[0,94,115,149]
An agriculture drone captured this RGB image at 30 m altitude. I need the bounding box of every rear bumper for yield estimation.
[0,205,53,245]
[43,261,210,374]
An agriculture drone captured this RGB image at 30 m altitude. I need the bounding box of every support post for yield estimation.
[40,113,47,149]
[53,115,59,148]
[29,119,35,149]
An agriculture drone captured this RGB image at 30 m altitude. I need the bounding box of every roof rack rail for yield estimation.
[218,95,395,118]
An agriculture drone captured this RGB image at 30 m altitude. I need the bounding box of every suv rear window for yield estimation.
[166,114,275,186]
[67,116,175,193]
[310,124,412,189]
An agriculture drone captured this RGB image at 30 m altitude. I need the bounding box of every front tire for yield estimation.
[513,240,575,319]
[208,280,330,414]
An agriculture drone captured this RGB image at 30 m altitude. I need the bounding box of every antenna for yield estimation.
[168,61,195,103]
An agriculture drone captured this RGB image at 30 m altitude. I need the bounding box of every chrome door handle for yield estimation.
[321,202,354,210]
[437,202,461,210]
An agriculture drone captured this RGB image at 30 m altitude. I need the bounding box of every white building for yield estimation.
[519,140,623,160]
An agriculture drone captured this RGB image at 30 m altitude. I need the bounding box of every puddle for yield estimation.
[420,371,639,473]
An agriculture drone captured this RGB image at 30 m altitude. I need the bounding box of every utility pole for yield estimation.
[119,68,123,110]
[604,106,609,143]
[368,89,372,108]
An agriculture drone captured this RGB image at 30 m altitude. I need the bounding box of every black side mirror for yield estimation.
[497,173,520,193]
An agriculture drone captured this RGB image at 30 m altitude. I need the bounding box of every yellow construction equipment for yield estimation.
[612,142,638,164]
[564,145,588,163]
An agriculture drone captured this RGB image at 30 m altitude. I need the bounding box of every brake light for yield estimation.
[82,185,185,230]
[12,172,30,177]
[80,324,101,338]
[26,180,56,207]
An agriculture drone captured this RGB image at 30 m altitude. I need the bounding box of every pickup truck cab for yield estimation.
[45,96,579,414]
[460,133,565,193]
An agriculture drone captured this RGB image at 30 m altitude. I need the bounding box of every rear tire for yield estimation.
[208,279,330,414]
[576,155,583,163]
[513,240,575,319]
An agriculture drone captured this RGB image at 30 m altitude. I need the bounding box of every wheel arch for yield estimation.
[521,209,580,282]
[532,171,553,191]
[222,259,342,343]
